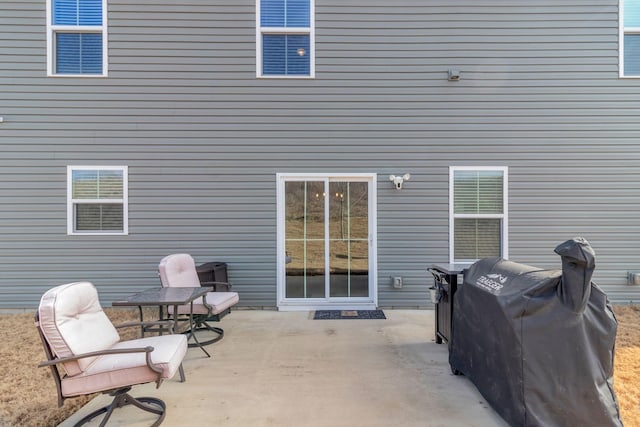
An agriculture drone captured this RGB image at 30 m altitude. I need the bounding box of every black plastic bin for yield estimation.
[196,261,229,284]
[427,263,466,346]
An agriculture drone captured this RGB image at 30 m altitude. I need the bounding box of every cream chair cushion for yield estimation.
[61,334,187,397]
[159,253,240,316]
[38,281,120,376]
[38,281,188,398]
[176,291,240,316]
[158,253,201,288]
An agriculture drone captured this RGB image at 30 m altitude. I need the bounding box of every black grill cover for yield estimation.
[449,237,622,426]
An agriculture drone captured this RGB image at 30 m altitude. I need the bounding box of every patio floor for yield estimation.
[59,310,507,427]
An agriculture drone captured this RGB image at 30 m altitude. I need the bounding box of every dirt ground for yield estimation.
[0,305,638,427]
[613,304,640,425]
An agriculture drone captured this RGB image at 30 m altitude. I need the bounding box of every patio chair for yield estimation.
[35,281,187,427]
[158,253,239,347]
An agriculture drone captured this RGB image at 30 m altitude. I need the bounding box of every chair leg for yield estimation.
[73,387,166,427]
[178,363,186,382]
[185,321,224,348]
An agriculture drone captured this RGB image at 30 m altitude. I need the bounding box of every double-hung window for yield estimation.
[47,0,107,76]
[449,167,508,263]
[257,0,315,77]
[67,166,128,235]
[621,0,640,77]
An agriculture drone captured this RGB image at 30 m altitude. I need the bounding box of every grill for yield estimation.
[448,237,622,426]
[427,264,466,346]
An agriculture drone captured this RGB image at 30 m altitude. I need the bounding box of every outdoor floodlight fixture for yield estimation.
[389,173,411,190]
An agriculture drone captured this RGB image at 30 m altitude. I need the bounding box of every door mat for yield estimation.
[313,310,386,320]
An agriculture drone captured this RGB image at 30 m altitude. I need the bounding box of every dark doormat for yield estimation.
[313,310,386,320]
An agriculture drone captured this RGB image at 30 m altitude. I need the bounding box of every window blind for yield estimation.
[262,35,286,75]
[624,0,640,75]
[625,35,640,75]
[261,0,310,27]
[68,167,126,234]
[75,204,123,231]
[53,0,102,26]
[625,0,640,26]
[454,219,501,260]
[56,33,102,74]
[454,170,503,215]
[72,170,123,199]
[263,34,310,75]
[452,169,505,261]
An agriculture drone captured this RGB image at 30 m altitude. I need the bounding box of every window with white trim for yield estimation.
[621,0,640,77]
[257,0,315,77]
[67,166,127,235]
[47,0,107,76]
[449,167,508,263]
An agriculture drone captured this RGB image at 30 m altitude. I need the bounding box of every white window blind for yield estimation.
[450,168,507,263]
[67,166,128,235]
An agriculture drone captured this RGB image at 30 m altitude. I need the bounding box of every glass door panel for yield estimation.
[329,181,369,298]
[281,176,372,305]
[284,181,325,299]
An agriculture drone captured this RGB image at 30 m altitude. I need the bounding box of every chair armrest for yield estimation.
[115,320,176,334]
[39,346,165,384]
[38,346,154,367]
[201,281,233,291]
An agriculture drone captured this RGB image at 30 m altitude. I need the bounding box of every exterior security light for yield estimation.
[389,173,410,190]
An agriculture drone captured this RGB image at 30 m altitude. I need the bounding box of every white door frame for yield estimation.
[276,173,378,311]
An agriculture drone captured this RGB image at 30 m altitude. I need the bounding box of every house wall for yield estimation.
[1,0,639,308]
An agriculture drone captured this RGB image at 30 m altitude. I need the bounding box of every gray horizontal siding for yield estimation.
[1,0,640,308]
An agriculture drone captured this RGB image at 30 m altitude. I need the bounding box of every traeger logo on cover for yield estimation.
[476,273,508,293]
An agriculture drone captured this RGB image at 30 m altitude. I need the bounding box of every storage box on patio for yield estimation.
[196,261,229,284]
[449,237,623,427]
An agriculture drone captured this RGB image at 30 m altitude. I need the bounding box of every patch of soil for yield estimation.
[613,305,640,425]
[0,308,142,427]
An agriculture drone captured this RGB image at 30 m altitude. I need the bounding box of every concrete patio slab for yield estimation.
[59,310,508,427]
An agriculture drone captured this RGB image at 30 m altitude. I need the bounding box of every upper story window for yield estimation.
[449,167,508,264]
[47,0,107,76]
[67,166,128,235]
[257,0,315,78]
[621,0,640,77]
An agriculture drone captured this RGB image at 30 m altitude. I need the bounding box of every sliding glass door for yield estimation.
[277,174,376,309]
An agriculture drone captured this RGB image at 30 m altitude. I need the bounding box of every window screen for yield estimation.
[49,0,105,76]
[53,0,102,25]
[68,167,127,234]
[451,169,507,262]
[258,0,313,77]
